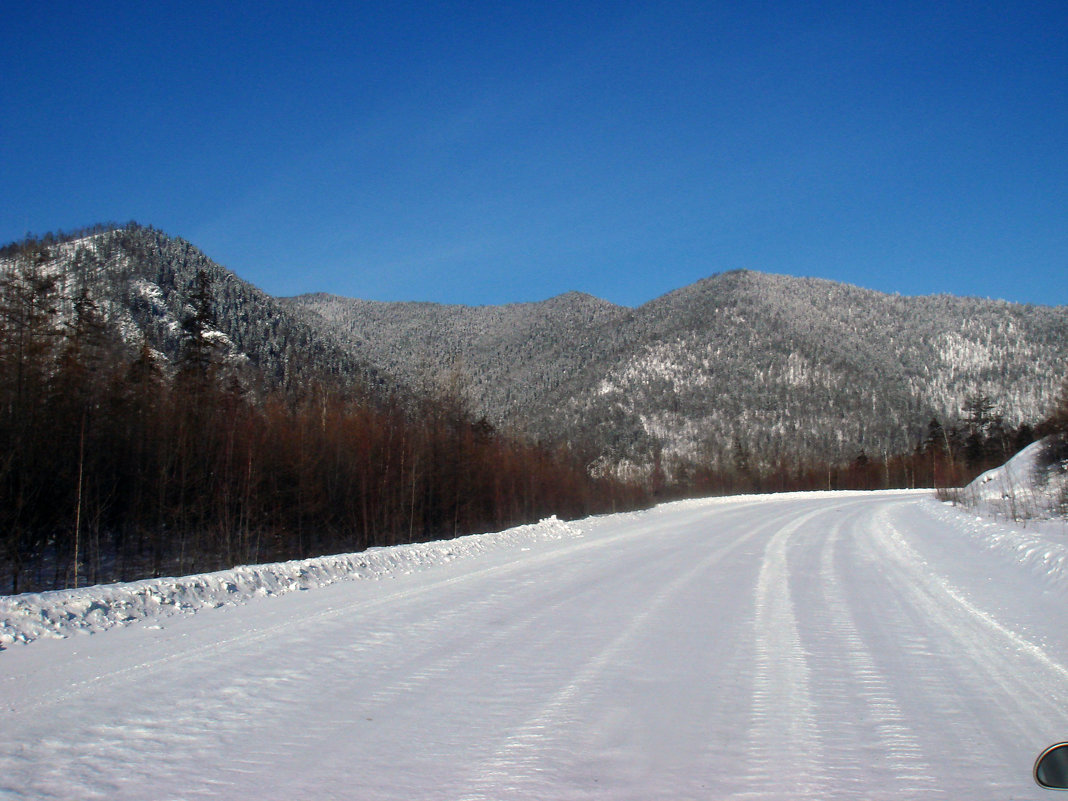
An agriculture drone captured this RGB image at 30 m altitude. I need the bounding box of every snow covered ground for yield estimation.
[955,438,1068,525]
[0,516,583,647]
[3,490,1068,800]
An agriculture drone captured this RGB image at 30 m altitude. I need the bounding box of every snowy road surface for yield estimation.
[3,491,1068,800]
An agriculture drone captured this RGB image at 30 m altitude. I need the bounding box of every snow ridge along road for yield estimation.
[2,491,1067,800]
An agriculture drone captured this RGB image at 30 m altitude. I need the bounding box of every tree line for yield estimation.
[0,245,647,594]
[1038,376,1068,485]
[660,391,1048,498]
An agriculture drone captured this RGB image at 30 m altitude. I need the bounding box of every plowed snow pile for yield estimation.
[956,437,1068,523]
[0,516,580,646]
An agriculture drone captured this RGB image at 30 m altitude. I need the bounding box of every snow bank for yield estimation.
[928,438,1068,591]
[955,438,1068,522]
[924,497,1068,590]
[0,516,581,647]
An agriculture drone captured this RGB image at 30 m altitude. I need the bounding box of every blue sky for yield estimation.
[2,1,1065,307]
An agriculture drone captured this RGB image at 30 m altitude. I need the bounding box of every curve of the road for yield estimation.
[2,491,1067,800]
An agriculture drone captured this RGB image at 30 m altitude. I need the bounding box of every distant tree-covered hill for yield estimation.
[4,223,1064,478]
[284,270,1068,473]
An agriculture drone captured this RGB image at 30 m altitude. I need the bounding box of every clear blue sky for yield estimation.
[2,1,1065,307]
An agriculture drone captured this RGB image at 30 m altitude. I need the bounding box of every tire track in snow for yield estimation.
[1,499,781,801]
[16,493,1065,800]
[217,552,670,793]
[2,528,686,798]
[454,500,811,800]
[814,509,941,797]
[878,505,1068,688]
[858,503,1068,791]
[2,517,715,798]
[349,500,791,720]
[3,519,661,718]
[6,564,634,801]
[875,508,1068,718]
[738,505,832,800]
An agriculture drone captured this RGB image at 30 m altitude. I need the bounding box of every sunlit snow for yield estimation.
[2,493,1067,800]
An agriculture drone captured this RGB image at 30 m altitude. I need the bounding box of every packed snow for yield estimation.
[2,491,1068,800]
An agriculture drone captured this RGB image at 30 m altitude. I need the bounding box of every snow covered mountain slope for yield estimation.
[7,227,1065,471]
[954,437,1068,523]
[2,491,1067,800]
[0,225,388,392]
[287,270,1068,468]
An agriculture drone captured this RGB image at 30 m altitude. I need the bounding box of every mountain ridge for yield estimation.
[283,267,1067,470]
[4,225,1065,473]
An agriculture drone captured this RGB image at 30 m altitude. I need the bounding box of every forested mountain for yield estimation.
[6,224,1064,478]
[284,290,629,416]
[3,221,1065,481]
[285,270,1068,473]
[0,224,388,396]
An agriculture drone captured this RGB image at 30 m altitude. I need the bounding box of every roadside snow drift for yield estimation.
[957,437,1067,522]
[0,516,580,647]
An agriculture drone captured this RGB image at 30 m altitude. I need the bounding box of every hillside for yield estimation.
[0,225,389,396]
[285,270,1068,470]
[283,290,632,417]
[954,437,1068,523]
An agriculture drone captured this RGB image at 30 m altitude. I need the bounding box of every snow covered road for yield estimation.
[3,491,1068,800]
